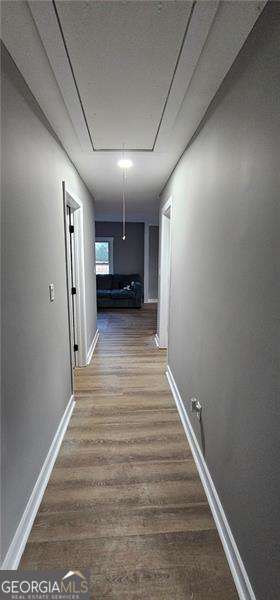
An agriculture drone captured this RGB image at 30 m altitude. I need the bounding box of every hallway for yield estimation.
[2,1,279,595]
[20,305,237,599]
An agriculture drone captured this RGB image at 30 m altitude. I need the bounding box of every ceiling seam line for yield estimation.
[1,41,95,199]
[52,0,95,152]
[52,0,196,155]
[95,148,153,153]
[152,0,196,151]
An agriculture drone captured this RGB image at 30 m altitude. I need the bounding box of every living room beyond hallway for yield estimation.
[95,221,159,305]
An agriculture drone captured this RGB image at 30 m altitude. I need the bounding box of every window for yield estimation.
[95,237,113,274]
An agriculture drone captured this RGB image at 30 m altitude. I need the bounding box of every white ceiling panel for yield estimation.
[28,0,93,152]
[55,0,192,150]
[2,0,267,222]
[154,0,219,150]
[1,0,82,155]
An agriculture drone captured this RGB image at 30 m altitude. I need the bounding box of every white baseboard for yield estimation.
[154,333,167,349]
[147,298,158,303]
[1,395,75,570]
[86,329,99,365]
[166,365,256,600]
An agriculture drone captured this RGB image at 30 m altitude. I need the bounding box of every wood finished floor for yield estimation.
[20,304,237,599]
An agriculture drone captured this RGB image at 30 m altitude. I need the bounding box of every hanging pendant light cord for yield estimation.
[122,168,126,240]
[122,141,126,240]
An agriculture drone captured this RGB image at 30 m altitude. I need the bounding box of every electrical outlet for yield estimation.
[49,283,55,302]
[191,397,202,421]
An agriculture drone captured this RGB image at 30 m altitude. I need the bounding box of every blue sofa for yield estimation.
[96,274,143,308]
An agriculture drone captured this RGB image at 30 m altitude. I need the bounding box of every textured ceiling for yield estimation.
[2,0,267,221]
[55,0,192,150]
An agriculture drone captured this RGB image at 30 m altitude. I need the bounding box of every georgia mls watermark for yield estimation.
[0,570,90,600]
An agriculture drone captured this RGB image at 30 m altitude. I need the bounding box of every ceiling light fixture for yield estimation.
[118,158,133,169]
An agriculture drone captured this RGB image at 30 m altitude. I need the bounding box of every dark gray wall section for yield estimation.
[1,46,96,562]
[160,4,280,599]
[149,226,159,299]
[95,222,144,280]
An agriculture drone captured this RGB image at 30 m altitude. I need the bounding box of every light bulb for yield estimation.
[118,159,133,169]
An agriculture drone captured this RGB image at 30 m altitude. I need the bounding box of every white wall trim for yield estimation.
[144,222,150,303]
[1,395,75,570]
[157,196,172,348]
[166,365,256,600]
[147,298,158,303]
[154,334,160,347]
[145,223,160,305]
[63,183,88,367]
[86,329,99,365]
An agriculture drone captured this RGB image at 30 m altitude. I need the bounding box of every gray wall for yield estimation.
[95,221,144,280]
[160,3,280,599]
[149,226,159,299]
[1,45,97,562]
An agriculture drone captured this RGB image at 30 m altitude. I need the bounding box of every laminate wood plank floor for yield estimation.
[20,304,238,599]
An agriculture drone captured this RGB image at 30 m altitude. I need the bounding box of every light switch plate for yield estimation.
[49,283,55,302]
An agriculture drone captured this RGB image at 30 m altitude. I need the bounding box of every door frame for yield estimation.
[63,182,87,368]
[157,195,172,348]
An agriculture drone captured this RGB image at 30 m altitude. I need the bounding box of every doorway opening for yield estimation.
[157,196,172,348]
[63,182,88,372]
